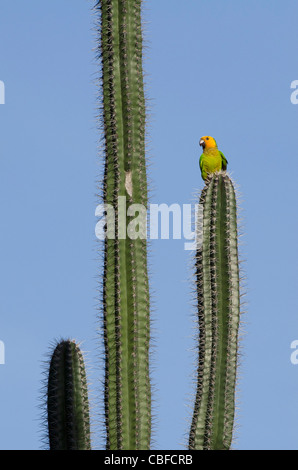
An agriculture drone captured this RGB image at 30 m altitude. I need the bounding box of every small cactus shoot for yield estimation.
[47,340,91,450]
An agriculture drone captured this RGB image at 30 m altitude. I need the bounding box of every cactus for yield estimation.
[40,3,243,453]
[97,0,151,450]
[46,339,91,450]
[188,172,240,450]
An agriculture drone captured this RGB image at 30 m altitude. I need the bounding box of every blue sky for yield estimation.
[1,0,298,450]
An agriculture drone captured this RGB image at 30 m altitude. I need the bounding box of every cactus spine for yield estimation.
[98,0,151,450]
[47,340,91,450]
[189,172,240,450]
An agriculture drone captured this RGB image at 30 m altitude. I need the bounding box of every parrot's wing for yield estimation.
[199,154,204,171]
[219,151,228,171]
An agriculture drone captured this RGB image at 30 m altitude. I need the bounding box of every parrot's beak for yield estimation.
[199,139,205,149]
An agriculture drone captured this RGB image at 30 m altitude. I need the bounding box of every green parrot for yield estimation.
[199,136,228,181]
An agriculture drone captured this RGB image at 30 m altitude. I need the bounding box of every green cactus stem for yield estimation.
[97,0,151,450]
[189,172,240,450]
[47,339,91,450]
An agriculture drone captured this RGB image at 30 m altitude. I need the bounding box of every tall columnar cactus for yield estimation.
[47,339,91,450]
[97,0,151,450]
[189,172,240,450]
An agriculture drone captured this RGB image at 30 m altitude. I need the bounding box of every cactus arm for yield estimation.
[222,178,240,444]
[189,173,240,450]
[99,0,151,450]
[211,175,233,448]
[189,177,216,448]
[47,340,91,450]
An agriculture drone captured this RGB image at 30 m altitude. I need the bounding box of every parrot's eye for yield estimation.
[206,137,209,140]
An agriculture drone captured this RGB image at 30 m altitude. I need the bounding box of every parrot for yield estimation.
[199,136,228,181]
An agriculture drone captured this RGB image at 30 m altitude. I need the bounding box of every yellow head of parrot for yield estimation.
[199,136,217,151]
